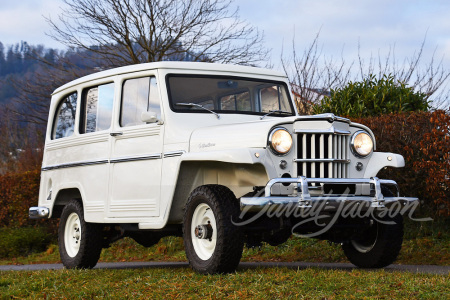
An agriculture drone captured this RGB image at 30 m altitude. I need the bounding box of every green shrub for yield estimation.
[0,227,53,258]
[315,74,429,117]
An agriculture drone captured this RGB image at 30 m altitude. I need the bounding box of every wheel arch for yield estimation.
[51,187,83,219]
[167,161,268,223]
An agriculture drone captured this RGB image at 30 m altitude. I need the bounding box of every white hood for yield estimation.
[189,117,297,152]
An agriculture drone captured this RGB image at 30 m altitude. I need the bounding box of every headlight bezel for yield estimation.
[268,127,293,156]
[350,130,374,158]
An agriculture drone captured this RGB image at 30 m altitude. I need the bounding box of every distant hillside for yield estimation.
[0,40,201,110]
[0,41,61,106]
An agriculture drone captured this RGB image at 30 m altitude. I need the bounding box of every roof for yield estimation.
[53,62,287,95]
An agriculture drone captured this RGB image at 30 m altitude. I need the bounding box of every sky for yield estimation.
[1,0,449,74]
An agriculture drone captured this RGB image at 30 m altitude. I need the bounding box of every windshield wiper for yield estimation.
[260,110,292,120]
[176,103,220,119]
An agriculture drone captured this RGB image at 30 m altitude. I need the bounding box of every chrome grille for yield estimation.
[294,128,350,179]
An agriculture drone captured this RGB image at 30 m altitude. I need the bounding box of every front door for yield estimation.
[108,73,163,218]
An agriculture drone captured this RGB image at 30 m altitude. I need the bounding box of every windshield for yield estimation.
[167,75,295,117]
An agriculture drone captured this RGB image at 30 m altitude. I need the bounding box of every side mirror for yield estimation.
[141,111,158,123]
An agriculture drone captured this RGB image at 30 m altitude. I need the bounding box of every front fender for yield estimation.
[181,148,263,164]
[364,152,405,178]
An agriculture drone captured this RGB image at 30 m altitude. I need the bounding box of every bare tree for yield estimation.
[281,32,353,115]
[356,38,450,110]
[10,48,92,126]
[283,32,450,113]
[46,0,269,67]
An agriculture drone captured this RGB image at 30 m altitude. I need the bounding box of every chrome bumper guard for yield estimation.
[29,207,50,219]
[240,176,419,212]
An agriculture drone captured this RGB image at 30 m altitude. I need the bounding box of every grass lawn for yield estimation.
[2,233,449,266]
[1,222,448,299]
[1,219,448,267]
[1,267,448,299]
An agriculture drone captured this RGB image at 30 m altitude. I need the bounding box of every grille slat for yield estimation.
[333,135,337,177]
[311,134,316,179]
[337,136,343,178]
[296,129,349,179]
[302,134,307,177]
[328,135,333,177]
[319,135,324,178]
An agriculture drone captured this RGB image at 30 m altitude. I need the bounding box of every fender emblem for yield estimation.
[199,143,216,149]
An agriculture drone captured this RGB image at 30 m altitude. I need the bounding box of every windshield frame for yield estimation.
[166,74,296,118]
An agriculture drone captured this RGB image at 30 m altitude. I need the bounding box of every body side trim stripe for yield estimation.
[42,150,187,171]
[109,154,162,163]
[41,159,109,171]
[163,150,186,158]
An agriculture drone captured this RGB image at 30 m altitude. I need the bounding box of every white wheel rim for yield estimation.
[64,212,81,257]
[191,203,217,260]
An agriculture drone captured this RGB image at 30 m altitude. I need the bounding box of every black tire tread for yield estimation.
[183,185,244,274]
[342,186,404,268]
[342,215,403,268]
[58,200,103,269]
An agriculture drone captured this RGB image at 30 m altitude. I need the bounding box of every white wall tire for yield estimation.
[58,200,103,269]
[183,185,244,274]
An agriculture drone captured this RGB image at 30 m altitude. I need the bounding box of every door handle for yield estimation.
[110,132,123,137]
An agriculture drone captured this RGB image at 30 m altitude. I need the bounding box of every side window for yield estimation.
[52,92,78,139]
[219,91,251,111]
[81,83,114,133]
[121,76,161,127]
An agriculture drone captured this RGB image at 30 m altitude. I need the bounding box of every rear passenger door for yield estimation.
[75,81,115,219]
[107,72,163,218]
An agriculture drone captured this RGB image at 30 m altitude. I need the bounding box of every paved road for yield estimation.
[1,261,448,275]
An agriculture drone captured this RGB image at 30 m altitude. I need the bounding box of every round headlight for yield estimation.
[351,131,374,157]
[269,128,292,155]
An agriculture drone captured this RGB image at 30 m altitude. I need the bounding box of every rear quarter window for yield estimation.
[52,92,78,139]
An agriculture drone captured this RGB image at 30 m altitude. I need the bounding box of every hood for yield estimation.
[189,113,376,152]
[189,116,299,152]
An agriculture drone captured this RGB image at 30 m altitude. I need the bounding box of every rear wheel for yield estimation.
[183,185,244,274]
[58,200,103,269]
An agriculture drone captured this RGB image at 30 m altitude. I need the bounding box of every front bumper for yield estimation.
[240,176,419,212]
[29,207,50,219]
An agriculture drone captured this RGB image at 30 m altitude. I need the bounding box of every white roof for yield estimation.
[53,62,287,95]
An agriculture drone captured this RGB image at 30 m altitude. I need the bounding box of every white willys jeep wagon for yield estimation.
[30,62,418,273]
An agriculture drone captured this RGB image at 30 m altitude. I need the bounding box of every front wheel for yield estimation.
[183,185,244,274]
[58,200,103,268]
[342,214,404,268]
